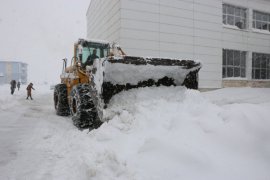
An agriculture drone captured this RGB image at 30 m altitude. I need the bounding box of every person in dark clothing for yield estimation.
[26,83,35,100]
[10,80,16,95]
[84,49,99,67]
[17,81,21,91]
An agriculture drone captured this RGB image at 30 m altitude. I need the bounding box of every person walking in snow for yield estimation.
[26,82,35,100]
[10,80,16,95]
[17,81,21,91]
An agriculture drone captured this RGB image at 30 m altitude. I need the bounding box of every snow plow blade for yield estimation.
[89,56,201,120]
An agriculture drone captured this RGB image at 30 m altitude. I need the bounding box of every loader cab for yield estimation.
[76,40,110,65]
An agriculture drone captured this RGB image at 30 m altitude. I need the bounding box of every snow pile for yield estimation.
[0,85,270,180]
[0,85,21,110]
[103,62,194,85]
[92,56,200,90]
[98,86,270,180]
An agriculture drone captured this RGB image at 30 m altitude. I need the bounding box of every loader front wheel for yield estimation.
[70,84,102,129]
[54,84,70,116]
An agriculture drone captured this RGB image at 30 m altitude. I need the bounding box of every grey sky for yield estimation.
[0,0,90,84]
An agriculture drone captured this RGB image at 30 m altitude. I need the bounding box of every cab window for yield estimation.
[80,47,108,64]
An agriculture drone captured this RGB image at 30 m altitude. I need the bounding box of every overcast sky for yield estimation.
[0,0,90,84]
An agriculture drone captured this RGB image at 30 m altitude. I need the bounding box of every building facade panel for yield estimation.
[121,9,159,23]
[194,29,222,40]
[122,48,160,57]
[159,14,194,28]
[87,0,270,88]
[121,0,159,13]
[121,19,159,32]
[121,28,159,41]
[120,38,159,51]
[194,20,222,32]
[194,11,221,24]
[194,3,221,16]
[194,37,222,48]
[248,33,270,52]
[132,0,159,5]
[159,24,194,36]
[159,6,194,19]
[86,0,121,41]
[159,33,193,45]
[194,0,222,8]
[160,0,194,11]
[194,54,221,64]
[159,42,194,54]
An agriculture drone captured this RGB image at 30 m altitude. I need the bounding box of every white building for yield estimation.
[86,0,270,89]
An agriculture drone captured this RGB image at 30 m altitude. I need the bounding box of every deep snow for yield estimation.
[0,84,270,180]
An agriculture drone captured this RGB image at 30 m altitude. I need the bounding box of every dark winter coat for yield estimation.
[10,80,16,89]
[84,54,99,67]
[26,83,35,95]
[17,82,21,88]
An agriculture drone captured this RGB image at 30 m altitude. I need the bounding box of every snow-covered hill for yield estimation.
[0,84,270,180]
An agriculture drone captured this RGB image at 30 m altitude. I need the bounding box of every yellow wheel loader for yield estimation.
[54,39,201,129]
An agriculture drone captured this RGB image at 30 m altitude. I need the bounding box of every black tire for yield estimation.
[54,84,70,116]
[70,84,102,129]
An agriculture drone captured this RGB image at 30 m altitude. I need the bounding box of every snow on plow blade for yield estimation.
[91,56,201,109]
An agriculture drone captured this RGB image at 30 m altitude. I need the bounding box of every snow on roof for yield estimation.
[78,38,110,45]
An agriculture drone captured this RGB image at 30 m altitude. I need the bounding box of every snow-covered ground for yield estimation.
[0,84,270,180]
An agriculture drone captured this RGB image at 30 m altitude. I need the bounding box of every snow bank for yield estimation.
[0,85,21,110]
[92,86,270,180]
[0,85,270,180]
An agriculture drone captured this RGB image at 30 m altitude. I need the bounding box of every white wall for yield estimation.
[86,0,270,88]
[86,0,121,42]
[120,0,223,88]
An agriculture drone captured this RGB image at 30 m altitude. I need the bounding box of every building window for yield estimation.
[223,49,246,78]
[253,11,270,31]
[223,4,247,29]
[252,53,270,79]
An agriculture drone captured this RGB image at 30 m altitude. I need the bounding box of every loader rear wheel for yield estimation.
[54,84,70,116]
[70,84,102,129]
